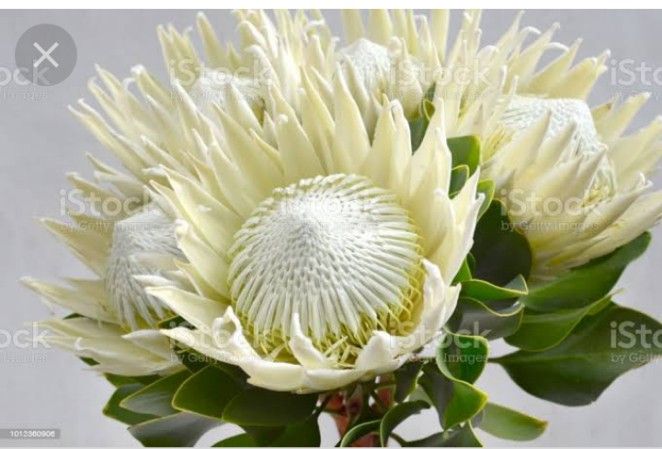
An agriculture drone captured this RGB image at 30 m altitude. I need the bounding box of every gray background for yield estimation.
[0,10,660,447]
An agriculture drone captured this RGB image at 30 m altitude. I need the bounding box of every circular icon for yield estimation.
[15,24,77,86]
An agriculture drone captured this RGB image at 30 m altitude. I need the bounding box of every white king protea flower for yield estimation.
[303,10,662,279]
[22,170,182,375]
[22,10,323,376]
[484,93,662,279]
[147,70,483,392]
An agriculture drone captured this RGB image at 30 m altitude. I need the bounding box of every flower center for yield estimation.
[339,39,392,92]
[502,96,605,154]
[106,205,183,329]
[228,174,424,364]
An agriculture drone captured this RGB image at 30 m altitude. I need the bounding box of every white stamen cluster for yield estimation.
[106,205,183,329]
[501,96,616,199]
[228,174,424,363]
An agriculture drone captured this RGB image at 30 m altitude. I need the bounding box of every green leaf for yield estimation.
[476,180,495,218]
[242,426,285,446]
[379,401,429,446]
[213,433,255,447]
[478,402,547,441]
[453,258,473,285]
[437,333,489,384]
[471,200,532,285]
[409,84,436,152]
[394,360,424,402]
[522,233,651,312]
[340,420,380,447]
[493,302,662,406]
[272,416,321,447]
[222,388,318,427]
[404,424,482,447]
[176,348,213,373]
[105,373,159,388]
[461,275,528,303]
[506,296,611,351]
[419,364,488,430]
[128,413,218,447]
[449,165,470,196]
[448,297,524,340]
[448,136,481,175]
[172,365,243,419]
[103,383,157,426]
[120,370,190,417]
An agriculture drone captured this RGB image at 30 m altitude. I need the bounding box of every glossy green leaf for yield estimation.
[448,136,481,175]
[394,360,424,402]
[522,233,651,312]
[409,84,436,152]
[462,275,528,303]
[450,164,470,196]
[506,296,611,351]
[128,413,219,447]
[222,388,318,427]
[241,426,285,446]
[453,258,473,285]
[272,416,321,447]
[105,373,159,388]
[476,180,495,218]
[120,370,190,417]
[494,303,662,405]
[478,402,547,441]
[172,365,242,419]
[103,383,157,426]
[404,423,482,447]
[212,433,255,447]
[448,297,524,340]
[339,420,380,447]
[437,333,489,384]
[379,401,429,446]
[419,364,488,430]
[471,200,532,285]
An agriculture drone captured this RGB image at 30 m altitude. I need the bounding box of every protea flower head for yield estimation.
[21,10,315,376]
[21,170,182,375]
[297,10,662,280]
[484,93,662,279]
[147,70,483,392]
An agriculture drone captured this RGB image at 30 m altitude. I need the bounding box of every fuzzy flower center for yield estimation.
[501,95,616,202]
[106,205,183,330]
[227,174,424,364]
[339,39,392,91]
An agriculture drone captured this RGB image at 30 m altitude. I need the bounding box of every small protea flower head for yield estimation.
[147,72,484,392]
[21,10,317,376]
[299,9,662,280]
[484,93,662,279]
[22,169,182,375]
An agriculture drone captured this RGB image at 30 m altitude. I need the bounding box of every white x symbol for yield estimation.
[33,41,59,68]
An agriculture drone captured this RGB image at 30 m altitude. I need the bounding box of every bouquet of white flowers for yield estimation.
[23,9,662,447]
